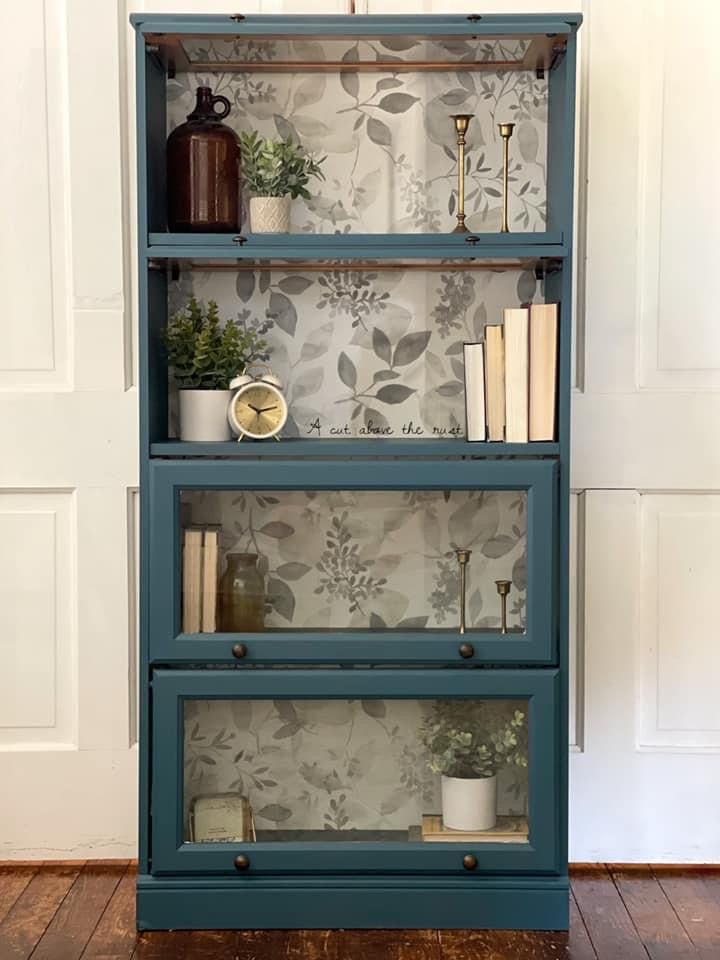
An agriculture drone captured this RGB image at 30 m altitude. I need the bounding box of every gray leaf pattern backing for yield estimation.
[183,489,527,631]
[173,41,540,844]
[171,267,542,438]
[184,698,528,837]
[169,40,547,232]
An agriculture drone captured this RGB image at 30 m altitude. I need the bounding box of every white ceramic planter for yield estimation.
[179,389,232,442]
[249,196,290,233]
[441,774,497,832]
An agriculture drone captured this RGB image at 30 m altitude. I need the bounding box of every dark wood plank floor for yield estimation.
[0,863,718,959]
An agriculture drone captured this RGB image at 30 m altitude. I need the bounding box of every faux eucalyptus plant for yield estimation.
[420,700,528,779]
[163,296,267,389]
[239,131,326,199]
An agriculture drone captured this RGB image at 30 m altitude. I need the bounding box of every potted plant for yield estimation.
[164,296,267,441]
[239,131,326,233]
[420,701,528,831]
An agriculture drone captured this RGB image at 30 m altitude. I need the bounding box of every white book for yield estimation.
[182,529,203,634]
[529,303,559,441]
[201,530,219,634]
[503,307,529,443]
[463,343,486,442]
[484,325,505,442]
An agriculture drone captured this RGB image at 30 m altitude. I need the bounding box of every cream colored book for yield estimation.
[484,325,505,442]
[201,529,219,634]
[463,342,486,442]
[503,307,529,443]
[182,529,203,634]
[529,303,559,441]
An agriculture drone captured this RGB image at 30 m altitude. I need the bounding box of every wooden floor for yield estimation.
[0,863,718,959]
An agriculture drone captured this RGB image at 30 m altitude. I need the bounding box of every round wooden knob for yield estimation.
[463,854,478,871]
[459,643,475,659]
[234,854,250,871]
[231,643,247,659]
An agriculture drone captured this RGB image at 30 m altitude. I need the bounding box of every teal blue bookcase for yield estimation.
[131,12,580,931]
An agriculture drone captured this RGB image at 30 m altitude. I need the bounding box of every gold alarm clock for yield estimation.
[227,366,288,441]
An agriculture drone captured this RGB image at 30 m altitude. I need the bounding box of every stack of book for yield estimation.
[182,527,220,633]
[463,302,558,443]
[408,814,529,843]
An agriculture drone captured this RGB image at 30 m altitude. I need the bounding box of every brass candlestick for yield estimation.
[450,114,473,233]
[498,122,515,233]
[455,548,472,634]
[495,579,512,634]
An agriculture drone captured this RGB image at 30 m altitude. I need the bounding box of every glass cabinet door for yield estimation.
[149,459,556,664]
[151,669,560,876]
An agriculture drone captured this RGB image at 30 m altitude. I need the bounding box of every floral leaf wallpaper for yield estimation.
[168,42,547,233]
[184,697,529,838]
[182,489,527,631]
[170,267,542,438]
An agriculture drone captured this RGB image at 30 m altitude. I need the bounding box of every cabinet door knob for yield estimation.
[231,643,247,659]
[463,854,478,871]
[459,643,475,659]
[234,854,250,871]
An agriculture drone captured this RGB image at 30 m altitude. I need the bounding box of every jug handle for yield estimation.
[211,94,231,120]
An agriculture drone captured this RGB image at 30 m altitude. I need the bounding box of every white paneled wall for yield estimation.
[0,0,137,858]
[1,0,718,861]
[570,0,720,861]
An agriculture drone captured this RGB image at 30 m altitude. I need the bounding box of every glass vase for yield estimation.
[218,553,265,632]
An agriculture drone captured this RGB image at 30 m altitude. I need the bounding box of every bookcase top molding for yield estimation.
[131,13,582,75]
[129,13,583,34]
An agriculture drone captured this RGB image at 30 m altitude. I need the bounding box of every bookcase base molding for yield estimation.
[136,875,570,932]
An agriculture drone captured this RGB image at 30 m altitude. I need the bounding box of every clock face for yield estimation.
[231,383,287,439]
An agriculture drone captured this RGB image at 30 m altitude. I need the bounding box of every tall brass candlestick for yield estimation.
[498,122,515,233]
[455,548,472,634]
[450,114,473,233]
[495,579,512,634]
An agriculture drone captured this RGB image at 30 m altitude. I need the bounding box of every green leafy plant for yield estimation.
[163,296,267,389]
[420,700,528,779]
[239,131,326,199]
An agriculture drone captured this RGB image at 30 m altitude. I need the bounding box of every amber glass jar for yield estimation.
[218,553,265,632]
[167,87,241,232]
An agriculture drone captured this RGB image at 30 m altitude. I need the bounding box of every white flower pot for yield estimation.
[441,774,497,832]
[179,389,232,442]
[249,196,290,233]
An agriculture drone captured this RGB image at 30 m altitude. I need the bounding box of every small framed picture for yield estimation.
[189,793,255,843]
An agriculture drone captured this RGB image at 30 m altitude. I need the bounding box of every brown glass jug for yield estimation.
[167,87,241,232]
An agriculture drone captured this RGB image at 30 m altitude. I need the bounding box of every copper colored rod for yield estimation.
[183,59,525,73]
[177,260,546,273]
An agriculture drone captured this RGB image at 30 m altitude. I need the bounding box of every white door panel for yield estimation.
[0,0,137,858]
[570,0,720,861]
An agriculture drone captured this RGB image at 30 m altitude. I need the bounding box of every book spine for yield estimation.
[182,529,202,634]
[504,307,529,443]
[201,530,219,633]
[529,303,559,441]
[484,325,506,442]
[463,343,486,442]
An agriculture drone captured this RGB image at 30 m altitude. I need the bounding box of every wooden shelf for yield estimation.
[150,439,559,459]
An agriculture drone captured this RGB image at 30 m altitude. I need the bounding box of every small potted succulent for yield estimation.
[164,297,267,441]
[420,701,528,831]
[239,131,326,233]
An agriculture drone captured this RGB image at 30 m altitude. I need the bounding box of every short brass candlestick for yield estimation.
[455,548,472,634]
[450,114,473,233]
[495,579,512,634]
[498,121,515,233]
